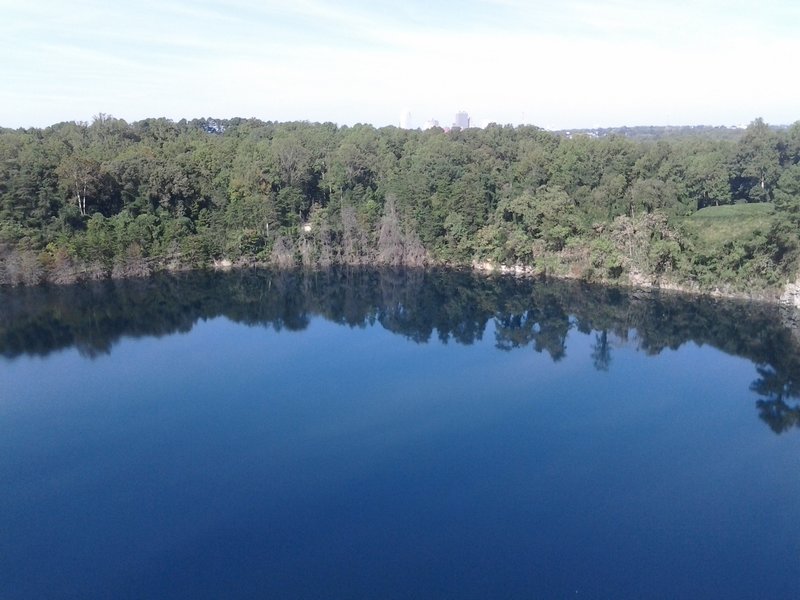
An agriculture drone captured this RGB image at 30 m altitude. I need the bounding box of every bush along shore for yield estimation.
[2,116,800,302]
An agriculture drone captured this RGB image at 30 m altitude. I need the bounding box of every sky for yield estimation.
[1,0,798,130]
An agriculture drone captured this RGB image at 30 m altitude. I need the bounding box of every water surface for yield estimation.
[2,269,800,599]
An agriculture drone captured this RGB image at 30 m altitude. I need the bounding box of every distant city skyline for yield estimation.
[400,110,477,130]
[2,0,799,130]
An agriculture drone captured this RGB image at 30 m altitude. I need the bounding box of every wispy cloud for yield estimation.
[0,0,797,128]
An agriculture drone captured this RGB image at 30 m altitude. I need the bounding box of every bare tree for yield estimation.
[271,236,297,269]
[377,196,404,266]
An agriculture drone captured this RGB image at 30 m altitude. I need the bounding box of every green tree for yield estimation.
[686,147,732,208]
[735,118,783,202]
[56,154,103,216]
[774,164,800,225]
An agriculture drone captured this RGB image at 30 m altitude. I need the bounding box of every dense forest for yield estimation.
[2,115,800,292]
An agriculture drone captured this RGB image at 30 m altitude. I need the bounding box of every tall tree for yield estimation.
[735,118,783,202]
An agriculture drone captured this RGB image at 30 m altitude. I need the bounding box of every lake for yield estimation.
[2,269,800,599]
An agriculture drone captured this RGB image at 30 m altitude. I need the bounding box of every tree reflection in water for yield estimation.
[752,366,800,433]
[2,267,799,433]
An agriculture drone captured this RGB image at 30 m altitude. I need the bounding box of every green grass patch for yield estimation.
[682,202,775,249]
[690,203,775,220]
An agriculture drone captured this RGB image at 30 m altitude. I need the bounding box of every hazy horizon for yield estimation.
[1,114,791,132]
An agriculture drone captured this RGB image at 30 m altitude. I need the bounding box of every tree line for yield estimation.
[1,115,800,289]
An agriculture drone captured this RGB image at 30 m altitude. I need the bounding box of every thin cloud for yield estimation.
[1,0,797,128]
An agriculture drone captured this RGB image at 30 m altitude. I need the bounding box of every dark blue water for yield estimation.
[2,270,800,599]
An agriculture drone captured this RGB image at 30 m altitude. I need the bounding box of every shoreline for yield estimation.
[2,251,798,309]
[468,260,794,307]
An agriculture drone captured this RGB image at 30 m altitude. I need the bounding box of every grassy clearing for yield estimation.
[682,203,776,248]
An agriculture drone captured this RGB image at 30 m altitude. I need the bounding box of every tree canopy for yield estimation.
[1,115,799,291]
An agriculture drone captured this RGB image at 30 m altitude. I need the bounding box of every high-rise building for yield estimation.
[400,109,412,129]
[454,111,470,129]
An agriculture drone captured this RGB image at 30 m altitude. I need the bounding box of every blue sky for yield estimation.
[1,0,798,129]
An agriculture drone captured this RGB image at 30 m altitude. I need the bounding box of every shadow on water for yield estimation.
[3,267,800,434]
